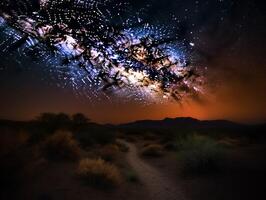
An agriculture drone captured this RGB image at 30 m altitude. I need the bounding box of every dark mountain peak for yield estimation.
[163,117,199,123]
[119,117,242,130]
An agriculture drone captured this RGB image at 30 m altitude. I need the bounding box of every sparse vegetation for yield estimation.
[41,130,81,161]
[115,140,129,152]
[176,135,225,174]
[72,113,90,125]
[1,114,265,200]
[36,112,71,132]
[141,144,163,157]
[75,127,116,147]
[76,158,122,188]
[99,144,119,162]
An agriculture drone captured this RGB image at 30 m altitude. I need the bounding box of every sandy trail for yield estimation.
[119,140,186,200]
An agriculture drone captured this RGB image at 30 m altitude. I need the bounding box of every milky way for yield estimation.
[0,0,205,103]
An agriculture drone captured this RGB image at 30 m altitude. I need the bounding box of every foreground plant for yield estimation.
[177,135,225,174]
[41,130,81,161]
[76,158,122,188]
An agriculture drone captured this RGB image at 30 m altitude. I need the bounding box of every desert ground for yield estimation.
[1,114,266,200]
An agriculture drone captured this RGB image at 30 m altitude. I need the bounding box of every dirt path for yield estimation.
[119,140,186,200]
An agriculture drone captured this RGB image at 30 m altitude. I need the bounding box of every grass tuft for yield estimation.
[99,144,119,162]
[76,158,122,188]
[41,130,81,161]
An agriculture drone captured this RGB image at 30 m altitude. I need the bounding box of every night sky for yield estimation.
[0,0,265,124]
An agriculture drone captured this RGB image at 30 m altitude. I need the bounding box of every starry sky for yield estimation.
[0,0,265,124]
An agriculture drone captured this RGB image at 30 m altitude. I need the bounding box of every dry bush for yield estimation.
[177,135,225,174]
[115,141,129,152]
[141,144,163,157]
[76,158,122,188]
[74,126,116,147]
[99,144,119,162]
[41,130,81,161]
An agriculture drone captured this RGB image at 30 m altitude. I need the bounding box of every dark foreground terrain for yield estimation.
[0,114,266,200]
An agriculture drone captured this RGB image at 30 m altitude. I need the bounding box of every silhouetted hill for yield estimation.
[1,117,265,140]
[117,118,266,141]
[119,117,241,129]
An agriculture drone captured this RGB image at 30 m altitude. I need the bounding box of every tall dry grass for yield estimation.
[76,158,122,188]
[41,130,81,161]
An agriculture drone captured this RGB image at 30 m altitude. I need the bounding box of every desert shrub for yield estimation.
[74,130,94,147]
[76,158,122,188]
[26,122,50,145]
[141,144,163,157]
[99,144,119,162]
[177,135,225,174]
[92,130,116,144]
[72,113,90,125]
[115,141,129,152]
[41,130,81,161]
[75,126,116,147]
[36,113,71,133]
